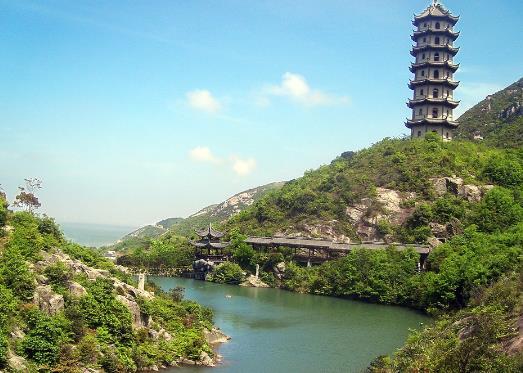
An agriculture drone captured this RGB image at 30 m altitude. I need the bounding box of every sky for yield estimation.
[1,0,522,227]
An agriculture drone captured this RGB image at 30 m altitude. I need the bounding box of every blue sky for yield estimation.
[1,0,522,226]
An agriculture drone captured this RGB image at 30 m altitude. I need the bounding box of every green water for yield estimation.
[150,276,430,373]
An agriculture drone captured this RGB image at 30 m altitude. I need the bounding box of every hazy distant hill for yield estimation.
[110,181,285,250]
[456,77,523,147]
[167,182,285,237]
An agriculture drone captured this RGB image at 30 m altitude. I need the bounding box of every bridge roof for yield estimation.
[245,237,430,254]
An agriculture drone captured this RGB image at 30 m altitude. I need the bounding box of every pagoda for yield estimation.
[406,0,460,141]
[191,223,230,262]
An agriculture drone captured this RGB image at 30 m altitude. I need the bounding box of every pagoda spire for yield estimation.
[405,1,461,141]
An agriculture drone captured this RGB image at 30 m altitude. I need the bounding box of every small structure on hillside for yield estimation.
[406,0,460,141]
[191,224,230,263]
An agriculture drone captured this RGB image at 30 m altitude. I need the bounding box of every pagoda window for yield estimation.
[423,37,427,43]
[446,132,449,138]
[421,70,425,77]
[433,70,440,79]
[420,89,424,96]
[435,22,441,30]
[422,53,426,59]
[418,131,422,137]
[433,88,439,98]
[432,108,439,118]
[447,90,450,97]
[419,109,423,116]
[434,52,440,61]
[435,36,441,45]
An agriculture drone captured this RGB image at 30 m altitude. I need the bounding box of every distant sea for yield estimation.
[59,222,136,248]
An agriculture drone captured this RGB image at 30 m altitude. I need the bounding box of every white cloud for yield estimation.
[263,72,350,107]
[231,156,256,176]
[189,147,256,176]
[186,89,221,113]
[189,146,221,164]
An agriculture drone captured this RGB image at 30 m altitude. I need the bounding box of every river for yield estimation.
[150,276,429,373]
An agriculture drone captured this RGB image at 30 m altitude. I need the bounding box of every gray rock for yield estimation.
[33,285,64,315]
[7,351,27,371]
[204,328,230,344]
[462,184,482,202]
[116,295,143,328]
[68,281,87,297]
[199,351,214,367]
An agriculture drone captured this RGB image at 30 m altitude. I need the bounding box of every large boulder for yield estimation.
[204,328,230,345]
[33,285,64,315]
[240,275,269,288]
[68,281,87,297]
[116,295,144,329]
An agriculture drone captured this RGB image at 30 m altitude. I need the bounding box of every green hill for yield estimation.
[110,182,285,253]
[227,135,522,244]
[0,198,218,371]
[456,77,523,147]
[167,181,285,238]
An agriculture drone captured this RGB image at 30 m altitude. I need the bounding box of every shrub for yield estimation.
[20,308,72,366]
[472,187,523,233]
[483,154,523,188]
[44,261,72,294]
[209,262,245,284]
[0,245,35,301]
[0,196,7,228]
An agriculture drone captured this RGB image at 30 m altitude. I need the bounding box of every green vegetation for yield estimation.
[117,234,194,270]
[0,194,214,371]
[208,262,246,285]
[370,273,523,372]
[109,182,285,255]
[227,136,522,240]
[456,77,523,148]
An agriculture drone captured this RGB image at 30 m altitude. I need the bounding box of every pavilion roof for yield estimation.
[195,223,225,238]
[413,2,459,26]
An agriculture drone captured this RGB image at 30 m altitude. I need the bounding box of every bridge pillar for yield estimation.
[307,259,311,268]
[255,264,259,279]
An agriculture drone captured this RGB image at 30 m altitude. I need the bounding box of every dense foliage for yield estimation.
[456,77,523,148]
[0,206,213,371]
[227,137,523,239]
[116,234,194,271]
[208,262,246,285]
[370,273,523,372]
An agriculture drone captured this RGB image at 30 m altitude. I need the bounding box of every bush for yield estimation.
[44,261,72,294]
[0,196,7,228]
[483,154,523,187]
[0,245,35,301]
[20,308,72,366]
[472,187,523,233]
[209,262,245,284]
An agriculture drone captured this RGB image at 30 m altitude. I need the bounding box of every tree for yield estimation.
[473,187,523,233]
[13,178,42,212]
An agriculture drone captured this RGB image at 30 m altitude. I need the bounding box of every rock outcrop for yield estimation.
[430,177,494,202]
[33,285,64,316]
[240,275,269,288]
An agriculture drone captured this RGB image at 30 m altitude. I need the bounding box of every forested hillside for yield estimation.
[456,77,523,147]
[0,195,219,371]
[227,134,522,245]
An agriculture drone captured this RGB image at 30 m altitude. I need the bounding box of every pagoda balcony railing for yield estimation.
[412,27,459,41]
